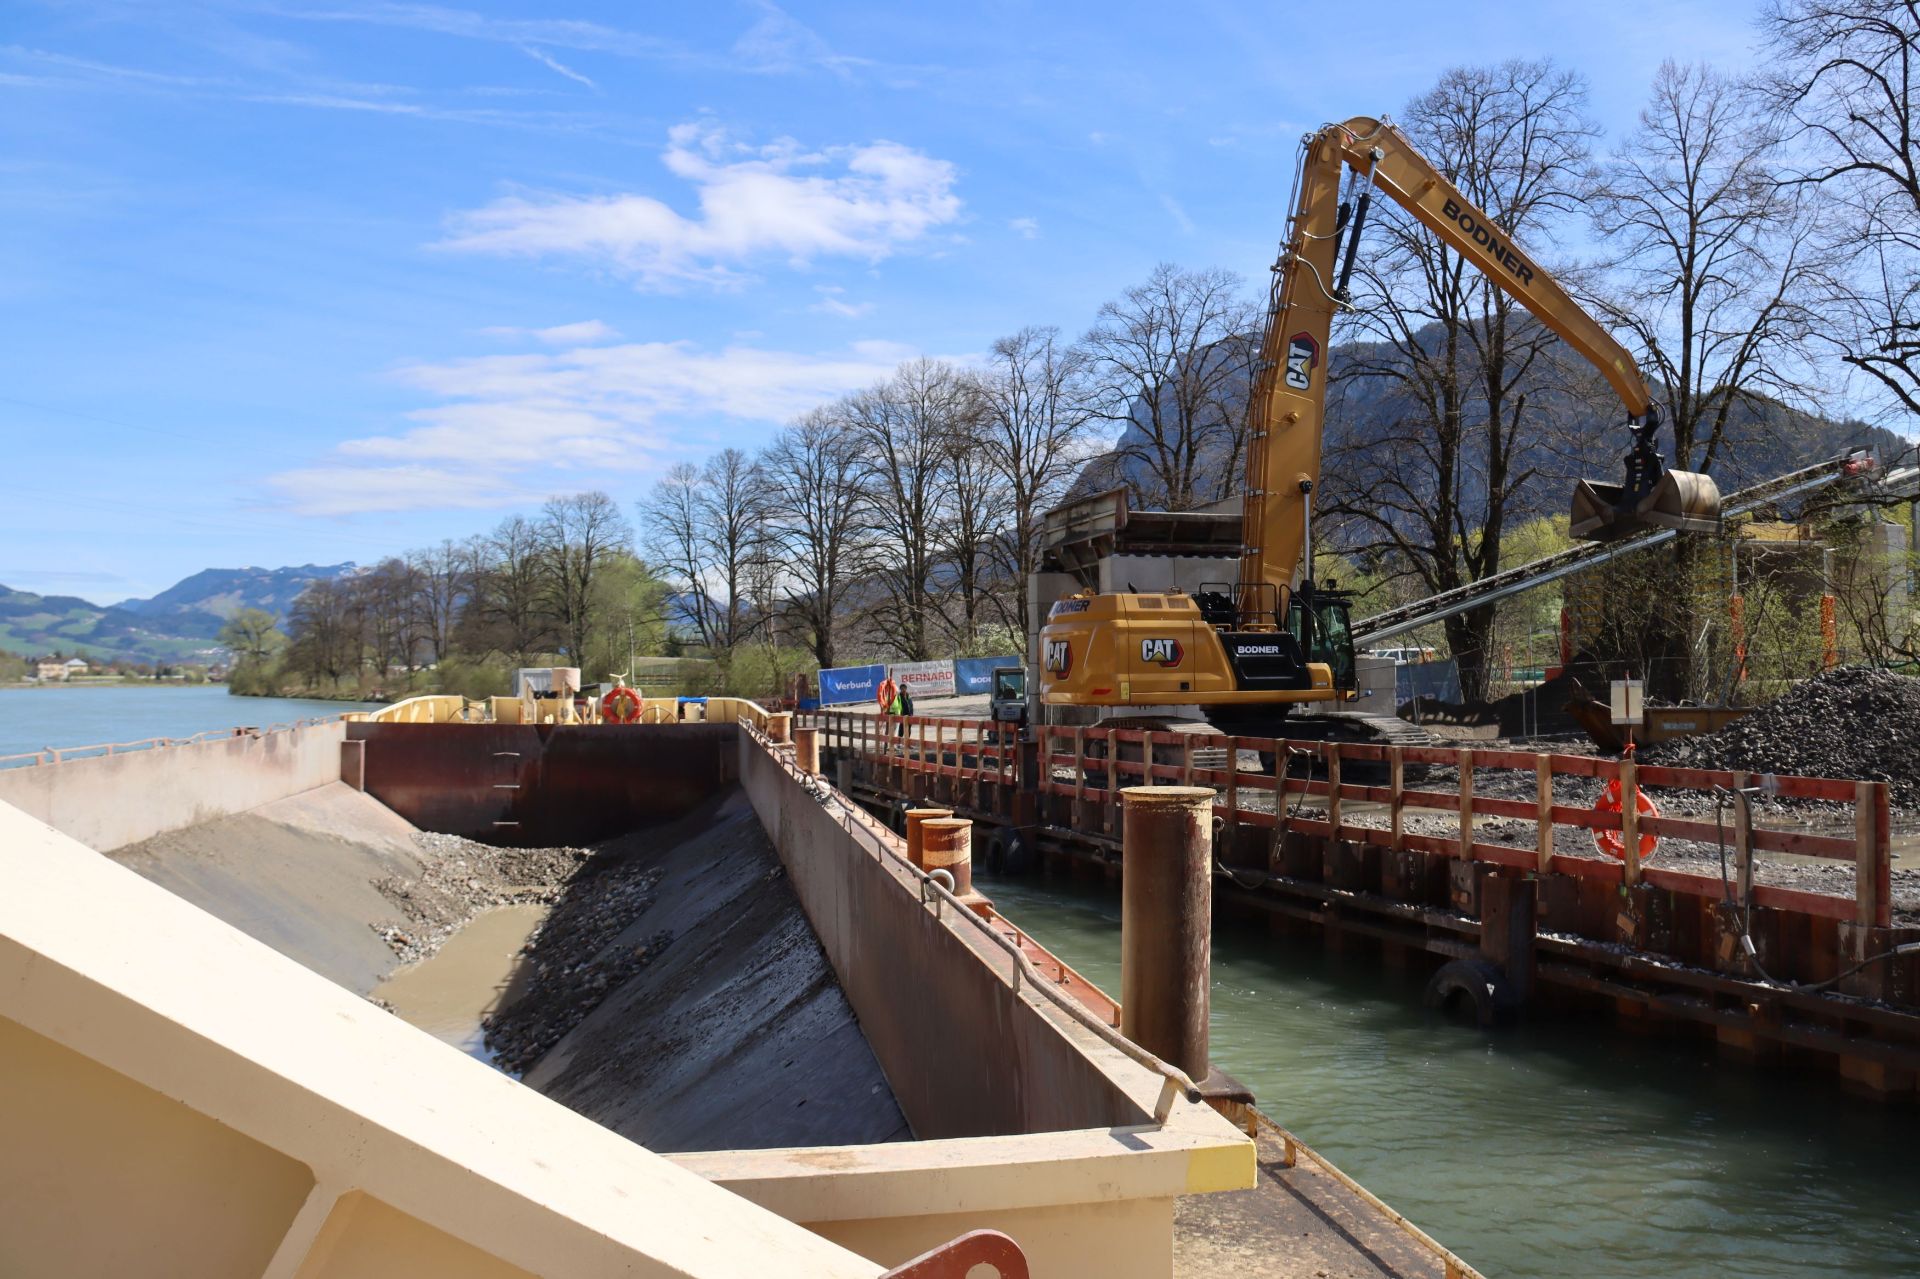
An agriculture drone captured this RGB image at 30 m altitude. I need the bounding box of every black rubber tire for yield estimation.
[1002,829,1037,877]
[1423,958,1520,1028]
[983,832,1008,875]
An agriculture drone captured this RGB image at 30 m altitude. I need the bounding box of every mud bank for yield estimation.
[511,789,911,1153]
[110,776,907,1154]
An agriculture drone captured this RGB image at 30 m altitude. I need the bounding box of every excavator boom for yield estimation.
[1238,116,1719,622]
[1036,113,1720,735]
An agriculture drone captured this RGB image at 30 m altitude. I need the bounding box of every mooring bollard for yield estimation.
[904,807,954,869]
[921,817,987,911]
[1120,785,1215,1081]
[793,724,820,775]
[766,712,792,744]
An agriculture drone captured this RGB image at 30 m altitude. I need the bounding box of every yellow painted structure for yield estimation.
[0,704,1254,1277]
[0,800,880,1278]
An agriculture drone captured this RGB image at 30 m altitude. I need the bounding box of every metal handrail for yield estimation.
[0,715,351,769]
[1258,1111,1486,1279]
[754,726,1206,1124]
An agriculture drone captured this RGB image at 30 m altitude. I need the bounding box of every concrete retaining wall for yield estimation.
[739,734,1148,1139]
[0,722,349,852]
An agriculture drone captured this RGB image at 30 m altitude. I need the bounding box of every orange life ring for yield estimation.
[1592,774,1660,861]
[601,685,643,724]
[876,676,898,714]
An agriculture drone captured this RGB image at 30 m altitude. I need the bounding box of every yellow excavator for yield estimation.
[1038,116,1720,746]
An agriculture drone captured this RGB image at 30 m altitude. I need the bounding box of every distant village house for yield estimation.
[35,658,89,682]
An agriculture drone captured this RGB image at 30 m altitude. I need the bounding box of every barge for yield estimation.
[0,696,1482,1277]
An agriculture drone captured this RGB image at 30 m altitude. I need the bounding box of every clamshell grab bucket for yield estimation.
[1571,469,1721,540]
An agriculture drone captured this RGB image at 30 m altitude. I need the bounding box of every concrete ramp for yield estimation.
[111,783,424,994]
[525,789,911,1153]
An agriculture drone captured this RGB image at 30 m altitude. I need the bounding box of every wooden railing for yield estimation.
[805,711,1020,790]
[806,713,1893,929]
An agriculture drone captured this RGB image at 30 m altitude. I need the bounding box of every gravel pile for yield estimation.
[1642,666,1920,804]
[482,844,672,1074]
[372,832,588,966]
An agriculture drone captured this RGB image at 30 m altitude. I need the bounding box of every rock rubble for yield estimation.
[1643,666,1920,805]
[370,831,588,967]
[482,844,672,1074]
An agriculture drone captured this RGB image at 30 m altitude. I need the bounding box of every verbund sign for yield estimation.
[817,663,886,706]
[890,660,956,699]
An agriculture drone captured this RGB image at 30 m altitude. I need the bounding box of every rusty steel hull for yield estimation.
[347,722,738,845]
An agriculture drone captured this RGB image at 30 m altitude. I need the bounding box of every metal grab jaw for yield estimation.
[1571,413,1722,541]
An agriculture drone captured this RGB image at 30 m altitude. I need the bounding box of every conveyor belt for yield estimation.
[1354,452,1874,645]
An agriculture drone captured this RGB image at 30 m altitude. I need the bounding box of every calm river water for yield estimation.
[0,684,376,760]
[981,872,1920,1279]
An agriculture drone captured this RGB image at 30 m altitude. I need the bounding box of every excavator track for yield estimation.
[1276,710,1436,750]
[1079,711,1433,785]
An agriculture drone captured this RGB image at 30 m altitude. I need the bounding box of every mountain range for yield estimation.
[0,564,357,663]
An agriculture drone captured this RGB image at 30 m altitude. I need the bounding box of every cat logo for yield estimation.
[1285,332,1319,390]
[1043,638,1072,675]
[1139,637,1184,667]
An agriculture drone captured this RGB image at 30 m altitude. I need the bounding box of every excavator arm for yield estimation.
[1237,116,1719,623]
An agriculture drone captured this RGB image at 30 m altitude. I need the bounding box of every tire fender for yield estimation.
[1423,958,1520,1028]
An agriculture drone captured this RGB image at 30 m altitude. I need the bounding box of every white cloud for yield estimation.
[1009,216,1040,239]
[809,285,873,318]
[730,1,868,77]
[267,337,909,514]
[437,121,962,289]
[479,319,620,345]
[267,464,533,517]
[1159,193,1195,235]
[518,44,596,90]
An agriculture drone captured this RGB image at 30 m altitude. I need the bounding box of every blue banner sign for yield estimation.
[953,655,1023,695]
[818,662,887,706]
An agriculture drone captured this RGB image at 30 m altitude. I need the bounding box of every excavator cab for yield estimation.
[1285,590,1357,693]
[1571,413,1721,541]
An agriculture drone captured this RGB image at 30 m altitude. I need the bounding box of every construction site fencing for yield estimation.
[805,710,1021,794]
[1034,726,1893,929]
[803,712,1892,931]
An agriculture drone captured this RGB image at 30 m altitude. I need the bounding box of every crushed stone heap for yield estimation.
[1643,666,1920,804]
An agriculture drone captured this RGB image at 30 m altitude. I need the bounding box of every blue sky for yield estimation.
[1,0,1765,602]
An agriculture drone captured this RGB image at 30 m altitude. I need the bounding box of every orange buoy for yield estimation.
[601,685,643,724]
[1592,759,1659,862]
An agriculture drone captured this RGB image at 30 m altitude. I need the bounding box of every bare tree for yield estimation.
[762,405,870,670]
[1578,60,1829,698]
[408,539,467,665]
[1324,59,1599,701]
[845,358,973,660]
[1587,61,1824,472]
[471,515,556,665]
[1761,0,1920,417]
[978,326,1097,635]
[639,450,767,672]
[538,491,633,670]
[1079,263,1259,511]
[363,558,421,678]
[937,379,1010,651]
[286,578,357,687]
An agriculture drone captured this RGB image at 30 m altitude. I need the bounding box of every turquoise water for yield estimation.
[0,684,376,761]
[981,872,1920,1279]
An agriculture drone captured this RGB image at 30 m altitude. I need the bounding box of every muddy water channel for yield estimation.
[372,904,546,1063]
[982,873,1920,1279]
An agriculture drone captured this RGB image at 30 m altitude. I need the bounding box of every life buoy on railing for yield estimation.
[876,675,898,714]
[1592,747,1660,861]
[601,684,643,724]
